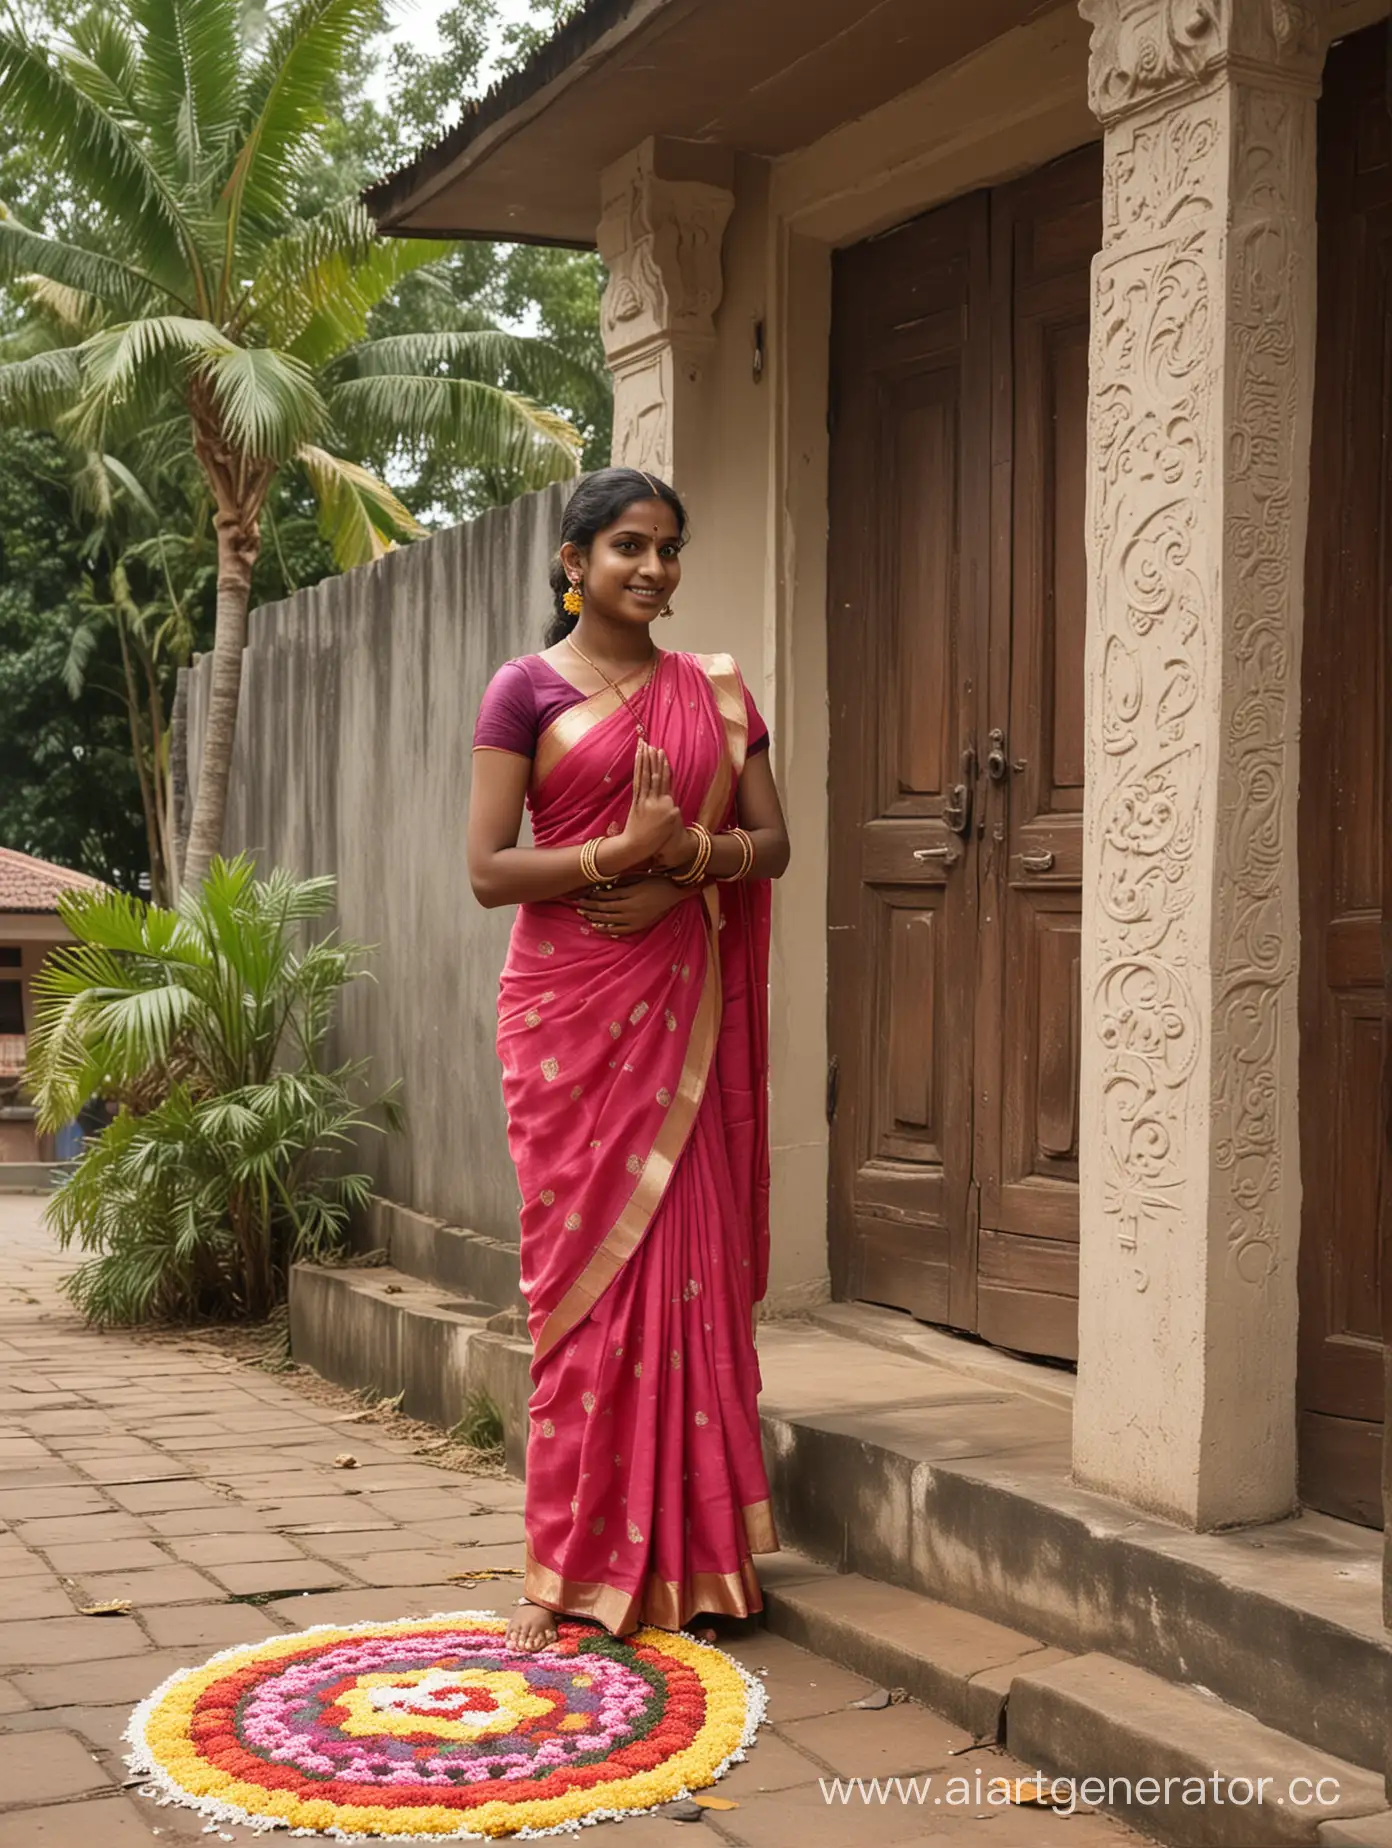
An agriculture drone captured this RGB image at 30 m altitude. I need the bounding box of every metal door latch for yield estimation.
[1019,849,1055,873]
[913,843,961,867]
[943,746,975,836]
[986,727,1009,781]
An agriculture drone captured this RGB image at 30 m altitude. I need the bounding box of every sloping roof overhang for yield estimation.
[364,0,1062,247]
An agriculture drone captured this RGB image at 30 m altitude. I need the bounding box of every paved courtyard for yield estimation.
[0,1194,1141,1845]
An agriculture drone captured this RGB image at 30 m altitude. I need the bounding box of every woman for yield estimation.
[467,467,790,1652]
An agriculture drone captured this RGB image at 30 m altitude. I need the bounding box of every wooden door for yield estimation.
[975,153,1099,1361]
[826,195,989,1323]
[1297,25,1390,1529]
[827,149,1100,1358]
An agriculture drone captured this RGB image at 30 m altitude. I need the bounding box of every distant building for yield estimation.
[0,847,103,1163]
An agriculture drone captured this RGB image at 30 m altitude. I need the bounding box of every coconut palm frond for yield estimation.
[347,328,599,406]
[298,442,427,569]
[60,11,142,120]
[200,340,325,458]
[0,215,166,318]
[0,346,83,427]
[329,373,582,487]
[0,22,203,302]
[128,0,245,179]
[270,218,455,366]
[223,0,381,244]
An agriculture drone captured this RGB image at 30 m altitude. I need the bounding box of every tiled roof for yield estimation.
[0,846,104,913]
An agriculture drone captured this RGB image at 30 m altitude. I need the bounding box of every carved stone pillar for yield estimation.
[1074,0,1326,1527]
[596,139,734,484]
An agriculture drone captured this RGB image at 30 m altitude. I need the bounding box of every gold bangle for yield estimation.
[718,826,755,882]
[672,822,713,887]
[579,837,608,885]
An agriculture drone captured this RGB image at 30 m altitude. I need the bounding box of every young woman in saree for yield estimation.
[467,467,790,1652]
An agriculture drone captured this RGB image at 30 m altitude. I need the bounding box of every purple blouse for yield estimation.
[473,654,770,760]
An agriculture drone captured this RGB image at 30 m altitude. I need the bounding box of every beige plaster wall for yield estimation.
[645,3,1099,1312]
[646,161,834,1311]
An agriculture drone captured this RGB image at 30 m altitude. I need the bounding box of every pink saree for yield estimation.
[496,648,777,1636]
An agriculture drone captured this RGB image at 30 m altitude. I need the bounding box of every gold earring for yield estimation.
[658,601,675,619]
[562,580,583,616]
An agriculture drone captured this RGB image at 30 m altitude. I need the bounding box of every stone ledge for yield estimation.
[756,1323,1391,1774]
[1319,1813,1392,1846]
[355,1195,523,1310]
[1007,1652,1386,1848]
[760,1555,1072,1738]
[0,1163,71,1193]
[288,1264,531,1473]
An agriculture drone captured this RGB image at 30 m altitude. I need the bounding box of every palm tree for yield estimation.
[0,0,587,892]
[28,854,401,1323]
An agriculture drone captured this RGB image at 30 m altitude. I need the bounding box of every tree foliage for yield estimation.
[0,0,605,888]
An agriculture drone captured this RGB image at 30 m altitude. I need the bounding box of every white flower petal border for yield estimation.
[122,1608,769,1841]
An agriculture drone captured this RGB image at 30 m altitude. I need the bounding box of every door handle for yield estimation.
[943,747,975,836]
[913,844,961,867]
[1019,850,1055,873]
[986,727,1008,782]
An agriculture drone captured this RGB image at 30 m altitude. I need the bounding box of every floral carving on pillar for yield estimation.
[1077,0,1327,1520]
[596,143,734,480]
[1081,0,1324,1298]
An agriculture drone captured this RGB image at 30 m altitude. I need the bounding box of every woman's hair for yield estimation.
[543,466,687,646]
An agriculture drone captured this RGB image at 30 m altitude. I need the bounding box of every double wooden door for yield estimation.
[826,148,1100,1361]
[1297,25,1390,1529]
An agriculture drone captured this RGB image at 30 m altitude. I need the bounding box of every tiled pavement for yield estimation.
[0,1195,1142,1846]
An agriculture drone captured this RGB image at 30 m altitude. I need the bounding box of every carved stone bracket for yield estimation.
[1074,0,1327,1527]
[596,140,735,481]
[1079,0,1324,123]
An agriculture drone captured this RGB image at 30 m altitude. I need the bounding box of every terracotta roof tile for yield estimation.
[0,847,105,913]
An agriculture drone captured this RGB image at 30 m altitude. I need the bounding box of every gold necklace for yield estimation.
[564,636,658,738]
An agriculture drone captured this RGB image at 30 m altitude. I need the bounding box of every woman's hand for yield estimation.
[612,741,687,869]
[650,823,699,872]
[577,877,689,939]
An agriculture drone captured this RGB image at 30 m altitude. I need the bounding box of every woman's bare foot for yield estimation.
[684,1620,718,1644]
[505,1598,559,1651]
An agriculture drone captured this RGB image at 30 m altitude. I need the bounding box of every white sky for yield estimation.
[369,0,542,104]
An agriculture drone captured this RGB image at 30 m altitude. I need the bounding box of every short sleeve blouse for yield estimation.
[472,654,770,762]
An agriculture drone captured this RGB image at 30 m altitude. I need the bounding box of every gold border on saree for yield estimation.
[530,655,752,1364]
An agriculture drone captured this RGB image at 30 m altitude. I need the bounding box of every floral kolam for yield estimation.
[125,1610,766,1839]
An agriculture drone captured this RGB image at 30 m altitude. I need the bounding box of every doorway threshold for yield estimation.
[805,1299,1075,1412]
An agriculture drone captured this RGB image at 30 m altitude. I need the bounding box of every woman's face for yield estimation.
[563,497,683,629]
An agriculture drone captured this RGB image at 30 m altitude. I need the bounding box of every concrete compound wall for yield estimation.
[188,482,571,1249]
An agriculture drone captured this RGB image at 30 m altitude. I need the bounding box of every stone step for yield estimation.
[0,1161,71,1192]
[288,1262,531,1473]
[288,1238,1392,1782]
[757,1551,1072,1739]
[354,1194,523,1309]
[758,1558,1389,1846]
[1006,1651,1385,1847]
[754,1323,1391,1778]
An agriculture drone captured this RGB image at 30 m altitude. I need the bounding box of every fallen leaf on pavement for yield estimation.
[692,1795,738,1810]
[851,1687,891,1710]
[1006,1777,1066,1806]
[447,1567,525,1584]
[333,1453,359,1468]
[80,1599,132,1616]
